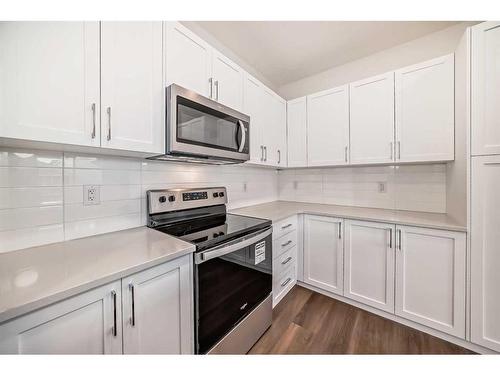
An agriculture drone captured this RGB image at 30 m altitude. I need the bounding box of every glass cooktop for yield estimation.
[153,213,271,251]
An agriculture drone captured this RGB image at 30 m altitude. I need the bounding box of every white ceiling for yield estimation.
[193,21,460,87]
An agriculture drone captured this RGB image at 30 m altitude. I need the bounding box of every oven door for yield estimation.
[194,227,272,354]
[167,84,250,161]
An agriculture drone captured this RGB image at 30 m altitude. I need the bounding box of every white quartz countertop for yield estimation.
[0,227,195,324]
[230,201,467,232]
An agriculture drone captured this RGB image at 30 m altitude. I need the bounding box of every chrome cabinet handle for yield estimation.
[388,228,393,249]
[91,103,96,139]
[237,120,246,152]
[338,222,342,239]
[214,80,219,101]
[111,290,117,337]
[390,141,393,160]
[281,277,292,287]
[281,223,292,230]
[344,146,348,163]
[397,229,402,251]
[260,145,264,161]
[397,141,401,160]
[107,107,112,141]
[129,283,136,326]
[264,146,267,161]
[278,149,281,164]
[209,77,213,99]
[281,256,293,265]
[281,240,292,247]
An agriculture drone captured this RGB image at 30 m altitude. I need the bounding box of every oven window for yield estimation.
[177,96,244,152]
[196,234,272,354]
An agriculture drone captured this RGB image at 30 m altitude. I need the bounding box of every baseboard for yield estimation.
[296,281,498,355]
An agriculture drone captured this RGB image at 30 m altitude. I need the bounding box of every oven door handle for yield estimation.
[196,227,272,264]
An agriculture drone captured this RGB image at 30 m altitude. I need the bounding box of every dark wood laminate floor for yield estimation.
[249,286,474,354]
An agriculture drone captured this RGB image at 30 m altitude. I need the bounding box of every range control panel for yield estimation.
[147,187,227,214]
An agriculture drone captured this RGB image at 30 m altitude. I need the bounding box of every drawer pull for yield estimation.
[281,223,293,230]
[281,240,293,247]
[281,256,293,265]
[281,277,292,287]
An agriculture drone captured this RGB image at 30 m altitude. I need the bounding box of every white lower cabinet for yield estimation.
[471,155,500,351]
[122,255,193,354]
[344,220,395,313]
[0,255,193,354]
[395,225,466,338]
[0,281,123,354]
[303,215,344,296]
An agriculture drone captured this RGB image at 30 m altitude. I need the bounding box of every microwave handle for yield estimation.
[238,120,246,152]
[196,227,272,264]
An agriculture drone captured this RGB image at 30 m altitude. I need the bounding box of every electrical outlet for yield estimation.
[84,185,100,205]
[243,182,247,192]
[378,182,387,193]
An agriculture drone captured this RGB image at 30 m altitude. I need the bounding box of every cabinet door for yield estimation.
[395,225,466,338]
[164,22,212,98]
[471,22,500,156]
[471,155,500,351]
[303,215,344,295]
[263,88,287,167]
[101,21,164,153]
[287,97,308,167]
[243,74,264,164]
[395,54,454,163]
[307,85,349,166]
[0,21,100,146]
[122,255,193,354]
[344,220,395,313]
[0,281,122,354]
[350,73,395,164]
[212,50,244,111]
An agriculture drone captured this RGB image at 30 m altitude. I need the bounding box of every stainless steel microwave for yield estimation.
[150,84,250,164]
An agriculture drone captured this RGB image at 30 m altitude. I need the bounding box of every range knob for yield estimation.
[168,195,176,202]
[158,196,167,203]
[213,192,219,198]
[219,192,225,197]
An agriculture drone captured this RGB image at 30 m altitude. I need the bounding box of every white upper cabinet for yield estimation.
[307,85,350,166]
[243,74,265,164]
[100,22,164,154]
[344,220,395,313]
[122,255,193,354]
[395,54,454,163]
[263,88,287,167]
[471,155,500,351]
[287,97,308,167]
[303,215,344,296]
[0,281,122,354]
[211,50,244,112]
[0,22,100,147]
[395,225,466,338]
[350,72,395,164]
[164,22,212,97]
[471,22,500,156]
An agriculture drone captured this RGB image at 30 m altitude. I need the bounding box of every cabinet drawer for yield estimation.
[273,265,296,307]
[273,216,297,240]
[273,230,297,259]
[274,245,296,277]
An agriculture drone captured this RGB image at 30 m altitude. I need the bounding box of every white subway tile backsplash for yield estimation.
[0,145,446,253]
[0,224,64,253]
[278,164,446,213]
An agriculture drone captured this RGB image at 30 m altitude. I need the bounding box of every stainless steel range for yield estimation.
[146,187,272,354]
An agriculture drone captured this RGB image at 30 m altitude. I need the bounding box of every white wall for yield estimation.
[278,22,478,100]
[0,147,278,253]
[278,164,447,213]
